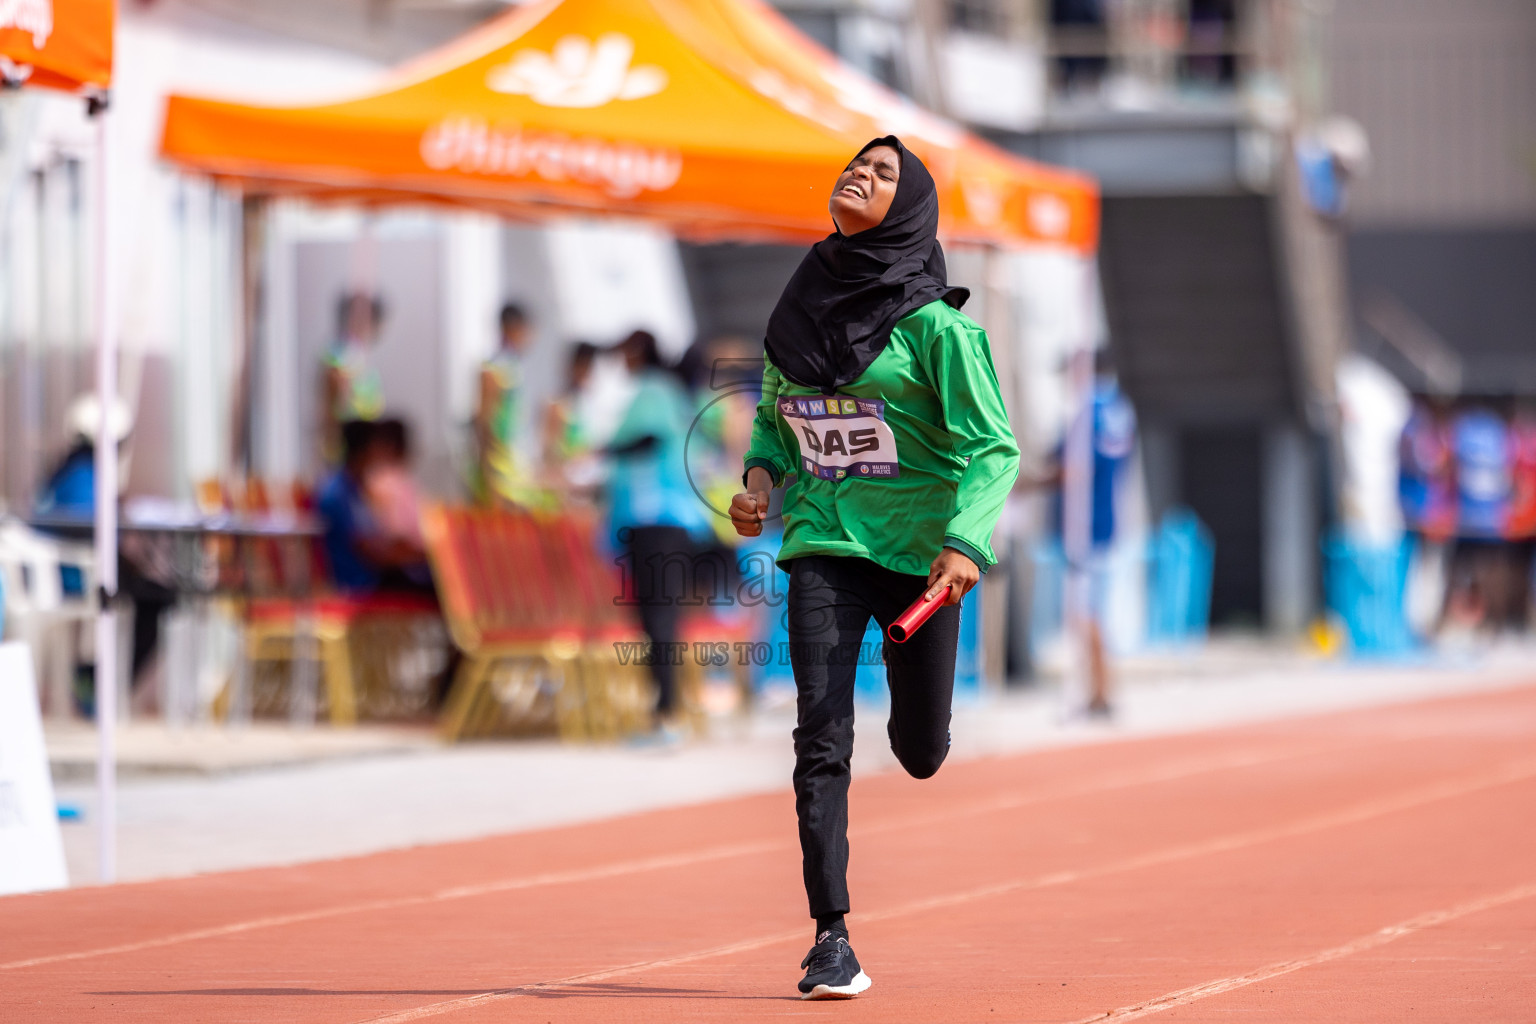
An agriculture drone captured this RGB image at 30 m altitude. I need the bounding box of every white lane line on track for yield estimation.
[0,740,1343,973]
[346,758,1536,1023]
[0,841,782,972]
[355,927,812,1024]
[1069,881,1536,1022]
[848,742,1343,840]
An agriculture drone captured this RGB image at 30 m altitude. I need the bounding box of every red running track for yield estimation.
[4,684,1536,1023]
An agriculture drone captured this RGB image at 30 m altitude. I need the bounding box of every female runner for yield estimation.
[731,136,1019,999]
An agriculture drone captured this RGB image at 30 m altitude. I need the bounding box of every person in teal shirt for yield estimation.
[607,330,712,736]
[731,137,1019,1000]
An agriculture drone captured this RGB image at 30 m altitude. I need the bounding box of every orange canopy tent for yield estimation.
[0,0,113,93]
[160,0,1096,250]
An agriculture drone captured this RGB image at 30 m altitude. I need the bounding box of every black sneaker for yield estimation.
[798,930,872,1000]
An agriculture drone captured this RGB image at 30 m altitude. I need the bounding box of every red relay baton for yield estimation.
[888,585,950,643]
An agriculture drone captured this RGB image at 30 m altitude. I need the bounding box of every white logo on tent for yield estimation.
[0,0,52,49]
[0,55,33,85]
[487,34,667,109]
[420,118,683,198]
[1028,194,1071,239]
[960,177,1002,227]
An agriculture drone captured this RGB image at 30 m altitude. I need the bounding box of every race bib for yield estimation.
[778,395,899,482]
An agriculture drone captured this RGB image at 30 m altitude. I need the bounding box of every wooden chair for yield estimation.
[542,512,653,740]
[234,477,443,725]
[677,606,758,733]
[241,592,441,724]
[421,504,591,741]
[542,515,754,739]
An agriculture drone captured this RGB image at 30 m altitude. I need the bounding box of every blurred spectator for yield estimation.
[672,336,752,608]
[34,395,175,704]
[36,441,95,518]
[1398,397,1457,541]
[365,418,425,550]
[317,418,458,708]
[1452,406,1509,538]
[1398,396,1457,635]
[1510,406,1536,628]
[1442,404,1523,634]
[321,292,386,464]
[607,330,711,737]
[1055,349,1136,717]
[681,335,759,547]
[476,302,537,507]
[1507,405,1536,541]
[541,341,600,499]
[1297,118,1371,221]
[316,419,431,594]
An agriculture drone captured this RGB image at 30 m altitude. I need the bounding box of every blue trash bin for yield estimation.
[1322,534,1415,656]
[756,560,985,705]
[1147,508,1214,646]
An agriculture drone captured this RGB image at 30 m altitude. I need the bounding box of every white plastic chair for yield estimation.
[0,519,98,717]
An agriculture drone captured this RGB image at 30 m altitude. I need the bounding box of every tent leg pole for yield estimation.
[92,103,119,886]
[232,194,268,480]
[1061,265,1097,719]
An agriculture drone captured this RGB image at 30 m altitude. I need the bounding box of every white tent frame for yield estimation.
[91,96,119,884]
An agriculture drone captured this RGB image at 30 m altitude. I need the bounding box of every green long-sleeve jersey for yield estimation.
[744,299,1020,577]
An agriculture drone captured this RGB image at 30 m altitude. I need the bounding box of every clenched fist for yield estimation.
[730,466,774,537]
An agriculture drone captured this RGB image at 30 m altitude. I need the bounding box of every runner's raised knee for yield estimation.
[894,745,947,780]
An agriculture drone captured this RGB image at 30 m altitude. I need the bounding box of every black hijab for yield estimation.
[764,136,968,394]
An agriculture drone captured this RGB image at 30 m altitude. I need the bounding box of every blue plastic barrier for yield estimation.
[1146,508,1214,646]
[1323,534,1415,656]
[852,584,984,703]
[1030,507,1213,653]
[955,583,984,696]
[755,561,984,704]
[1029,540,1066,654]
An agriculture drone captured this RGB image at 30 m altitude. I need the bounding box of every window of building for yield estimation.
[948,0,1005,36]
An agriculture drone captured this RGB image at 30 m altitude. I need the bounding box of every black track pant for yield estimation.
[786,555,960,920]
[625,524,696,717]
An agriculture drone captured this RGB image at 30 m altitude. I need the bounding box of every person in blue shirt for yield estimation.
[1049,348,1137,717]
[1398,396,1456,539]
[34,397,175,709]
[1084,374,1137,548]
[315,420,432,594]
[35,442,96,517]
[1442,404,1520,633]
[315,419,461,706]
[1452,407,1511,540]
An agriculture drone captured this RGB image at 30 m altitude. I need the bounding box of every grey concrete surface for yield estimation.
[46,721,436,782]
[52,641,1536,886]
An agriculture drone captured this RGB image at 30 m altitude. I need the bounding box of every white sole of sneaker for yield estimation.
[801,970,872,1000]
